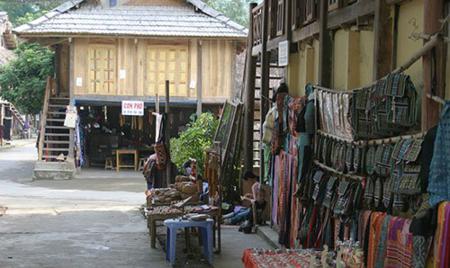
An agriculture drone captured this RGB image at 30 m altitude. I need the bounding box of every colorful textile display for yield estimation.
[428,102,450,206]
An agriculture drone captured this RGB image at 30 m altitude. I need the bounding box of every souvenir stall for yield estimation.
[251,70,450,267]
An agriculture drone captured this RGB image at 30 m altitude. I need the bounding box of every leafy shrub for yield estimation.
[170,113,219,175]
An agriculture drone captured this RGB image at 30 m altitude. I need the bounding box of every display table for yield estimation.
[242,248,321,268]
[115,149,138,172]
[164,218,214,265]
[146,205,222,252]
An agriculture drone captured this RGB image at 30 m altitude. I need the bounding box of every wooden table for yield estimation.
[116,149,138,172]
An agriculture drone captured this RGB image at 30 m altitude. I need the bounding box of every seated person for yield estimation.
[223,171,267,226]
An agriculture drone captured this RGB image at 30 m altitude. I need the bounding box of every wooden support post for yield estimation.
[260,1,270,182]
[373,0,393,80]
[318,0,331,87]
[68,39,75,159]
[196,40,203,117]
[165,80,171,186]
[422,0,446,131]
[243,3,258,172]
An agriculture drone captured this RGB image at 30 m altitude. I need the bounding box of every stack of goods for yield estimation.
[317,73,418,140]
[242,248,324,268]
[147,176,199,206]
[147,188,183,205]
[172,176,199,200]
[146,206,183,216]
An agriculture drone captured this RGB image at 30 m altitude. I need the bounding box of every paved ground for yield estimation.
[0,143,271,268]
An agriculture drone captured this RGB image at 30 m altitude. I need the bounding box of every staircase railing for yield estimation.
[38,77,52,160]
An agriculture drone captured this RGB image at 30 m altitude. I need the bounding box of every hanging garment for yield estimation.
[383,217,413,268]
[367,212,386,268]
[431,202,450,268]
[428,102,450,206]
[262,107,276,145]
[374,215,391,268]
[418,126,437,192]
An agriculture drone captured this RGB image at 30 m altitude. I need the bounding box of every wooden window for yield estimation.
[88,45,116,94]
[328,0,341,11]
[276,0,285,36]
[147,45,189,97]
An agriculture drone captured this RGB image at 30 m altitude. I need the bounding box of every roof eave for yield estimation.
[16,32,247,41]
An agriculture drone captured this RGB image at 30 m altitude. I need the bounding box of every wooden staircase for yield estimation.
[8,103,25,129]
[38,78,71,162]
[253,62,284,168]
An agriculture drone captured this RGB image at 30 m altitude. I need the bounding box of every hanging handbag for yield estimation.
[373,176,384,208]
[312,172,328,205]
[323,176,338,209]
[365,145,376,175]
[398,164,422,195]
[333,180,351,216]
[345,143,354,174]
[363,176,375,209]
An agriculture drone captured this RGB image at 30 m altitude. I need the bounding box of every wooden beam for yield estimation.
[291,0,375,44]
[165,80,172,187]
[196,40,203,116]
[267,35,287,51]
[68,40,75,160]
[243,3,258,172]
[260,0,271,182]
[292,21,320,43]
[373,0,393,79]
[318,0,332,87]
[422,0,446,131]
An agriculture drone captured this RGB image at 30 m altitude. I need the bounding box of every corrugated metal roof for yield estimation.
[14,0,247,39]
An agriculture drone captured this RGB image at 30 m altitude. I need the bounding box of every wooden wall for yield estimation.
[70,37,237,101]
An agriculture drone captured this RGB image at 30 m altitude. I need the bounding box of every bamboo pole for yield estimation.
[313,160,365,180]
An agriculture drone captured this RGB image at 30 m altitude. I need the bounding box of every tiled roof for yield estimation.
[14,0,247,39]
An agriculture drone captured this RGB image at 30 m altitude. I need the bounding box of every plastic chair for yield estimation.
[163,218,214,265]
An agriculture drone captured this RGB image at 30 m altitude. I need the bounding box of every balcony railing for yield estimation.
[252,0,364,51]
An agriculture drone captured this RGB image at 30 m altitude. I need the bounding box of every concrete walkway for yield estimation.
[0,144,271,268]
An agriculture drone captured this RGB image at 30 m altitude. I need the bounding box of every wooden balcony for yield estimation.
[251,0,375,55]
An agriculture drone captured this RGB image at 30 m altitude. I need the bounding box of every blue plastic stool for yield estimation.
[163,218,214,265]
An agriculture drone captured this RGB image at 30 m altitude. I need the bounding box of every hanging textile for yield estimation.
[383,217,413,268]
[428,102,450,206]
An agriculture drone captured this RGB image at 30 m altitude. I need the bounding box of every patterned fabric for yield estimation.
[242,248,320,268]
[375,215,391,268]
[428,102,450,206]
[431,202,450,268]
[367,212,386,268]
[384,217,413,268]
[412,236,429,268]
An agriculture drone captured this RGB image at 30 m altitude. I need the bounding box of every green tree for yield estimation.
[0,0,63,26]
[0,43,54,114]
[170,113,219,175]
[206,0,258,27]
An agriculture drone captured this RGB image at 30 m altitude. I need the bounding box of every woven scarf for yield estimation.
[384,217,413,268]
[367,212,386,268]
